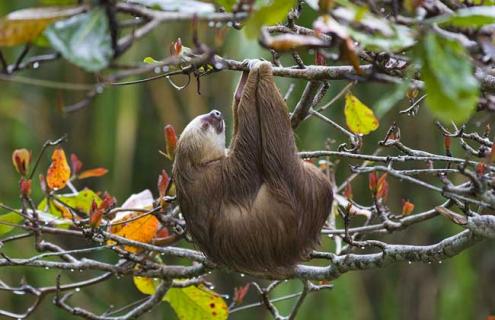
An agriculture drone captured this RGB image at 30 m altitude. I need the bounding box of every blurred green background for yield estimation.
[1,1,494,319]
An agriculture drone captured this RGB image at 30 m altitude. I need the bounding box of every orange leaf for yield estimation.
[265,34,327,52]
[401,199,414,216]
[46,148,71,190]
[108,190,158,253]
[78,167,108,180]
[340,38,362,75]
[109,213,159,253]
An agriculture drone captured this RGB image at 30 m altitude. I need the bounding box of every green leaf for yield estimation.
[332,6,415,52]
[214,0,238,11]
[143,56,160,64]
[32,33,52,47]
[244,0,296,39]
[348,25,415,52]
[133,276,229,320]
[44,7,113,72]
[0,212,23,236]
[344,92,379,135]
[41,0,79,4]
[0,6,85,47]
[417,33,479,123]
[435,6,495,28]
[38,188,102,218]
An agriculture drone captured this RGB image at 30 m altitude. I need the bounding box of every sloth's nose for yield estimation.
[209,110,223,120]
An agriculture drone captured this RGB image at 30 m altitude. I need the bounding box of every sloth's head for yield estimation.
[176,109,226,164]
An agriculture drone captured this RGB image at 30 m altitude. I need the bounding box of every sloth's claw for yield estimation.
[242,59,263,70]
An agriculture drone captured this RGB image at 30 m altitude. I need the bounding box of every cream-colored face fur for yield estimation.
[180,110,226,159]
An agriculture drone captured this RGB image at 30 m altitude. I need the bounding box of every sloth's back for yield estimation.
[197,162,332,278]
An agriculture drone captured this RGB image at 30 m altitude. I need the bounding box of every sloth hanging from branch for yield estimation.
[173,61,333,278]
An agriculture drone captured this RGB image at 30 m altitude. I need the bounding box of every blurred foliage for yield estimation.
[0,1,495,319]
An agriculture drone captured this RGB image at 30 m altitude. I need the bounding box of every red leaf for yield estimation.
[70,153,83,174]
[368,172,378,193]
[444,136,451,155]
[234,283,250,305]
[78,168,108,180]
[89,200,102,228]
[169,38,182,56]
[343,183,353,200]
[19,178,32,197]
[155,226,170,239]
[315,49,326,65]
[157,169,171,197]
[89,192,115,228]
[376,173,389,201]
[12,148,32,176]
[100,192,116,210]
[476,162,486,176]
[164,125,178,160]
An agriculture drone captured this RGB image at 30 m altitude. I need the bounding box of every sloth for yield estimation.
[173,61,333,277]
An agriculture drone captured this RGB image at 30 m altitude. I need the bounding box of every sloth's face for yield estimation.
[180,110,226,158]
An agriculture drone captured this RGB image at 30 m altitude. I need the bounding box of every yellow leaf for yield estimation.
[133,276,159,295]
[0,6,85,47]
[165,285,228,320]
[344,92,379,135]
[46,148,71,190]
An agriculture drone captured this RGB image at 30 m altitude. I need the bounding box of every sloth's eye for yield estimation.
[201,122,209,130]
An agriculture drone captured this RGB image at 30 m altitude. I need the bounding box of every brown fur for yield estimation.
[173,62,333,278]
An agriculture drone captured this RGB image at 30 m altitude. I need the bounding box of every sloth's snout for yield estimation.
[201,110,224,134]
[209,110,223,121]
